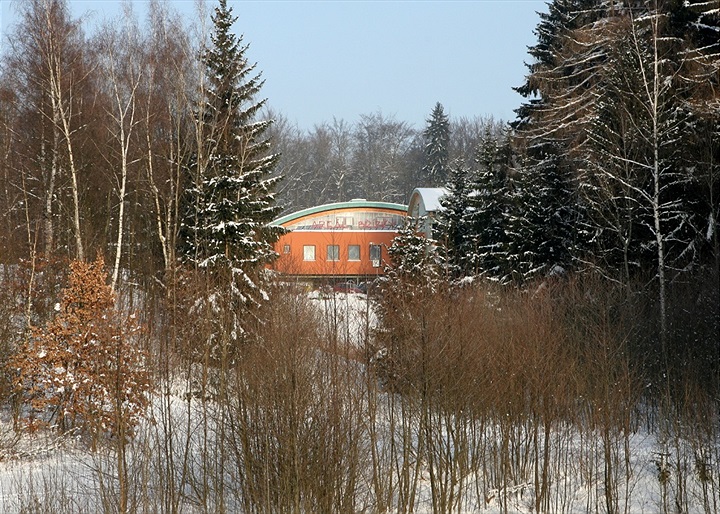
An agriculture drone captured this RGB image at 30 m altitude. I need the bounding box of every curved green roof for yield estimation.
[271,199,407,227]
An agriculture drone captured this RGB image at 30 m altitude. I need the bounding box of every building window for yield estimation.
[370,244,382,267]
[283,244,291,254]
[303,245,316,261]
[348,245,361,261]
[327,244,340,261]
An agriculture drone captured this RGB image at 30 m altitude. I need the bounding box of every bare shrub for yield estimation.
[561,275,646,514]
[174,284,366,512]
[372,272,656,512]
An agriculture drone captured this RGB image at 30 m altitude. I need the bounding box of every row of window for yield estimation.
[284,243,382,263]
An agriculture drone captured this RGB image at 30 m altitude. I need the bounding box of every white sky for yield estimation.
[1,0,546,130]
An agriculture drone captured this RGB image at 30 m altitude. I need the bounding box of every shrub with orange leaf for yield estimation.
[9,255,153,441]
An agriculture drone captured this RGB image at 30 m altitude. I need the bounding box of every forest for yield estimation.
[0,0,718,512]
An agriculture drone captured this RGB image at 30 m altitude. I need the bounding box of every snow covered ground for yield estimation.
[0,291,717,513]
[0,406,716,513]
[307,288,377,350]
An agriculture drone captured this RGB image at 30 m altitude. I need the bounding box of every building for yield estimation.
[407,187,447,237]
[269,199,407,280]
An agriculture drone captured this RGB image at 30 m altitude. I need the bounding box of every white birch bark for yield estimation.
[630,4,677,353]
[46,24,84,261]
[99,17,143,292]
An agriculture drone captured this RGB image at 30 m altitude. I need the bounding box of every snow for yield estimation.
[707,212,715,242]
[0,291,717,512]
[307,288,376,349]
[0,403,715,512]
[413,187,448,214]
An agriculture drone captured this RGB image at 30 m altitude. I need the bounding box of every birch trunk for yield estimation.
[49,49,84,261]
[43,108,60,255]
[631,5,670,353]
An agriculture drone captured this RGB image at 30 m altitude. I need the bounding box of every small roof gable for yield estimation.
[408,188,448,218]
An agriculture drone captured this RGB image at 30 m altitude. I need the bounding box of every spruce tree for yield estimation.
[466,128,510,280]
[434,164,473,277]
[513,0,603,131]
[421,102,451,187]
[505,144,581,283]
[182,0,282,281]
[510,0,603,282]
[385,217,443,289]
[680,1,720,276]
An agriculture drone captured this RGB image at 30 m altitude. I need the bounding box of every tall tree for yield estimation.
[514,0,717,349]
[95,8,145,291]
[513,0,604,132]
[510,0,606,282]
[681,0,720,278]
[466,127,510,280]
[433,164,473,277]
[620,4,698,352]
[36,0,88,261]
[0,74,22,260]
[421,102,451,187]
[181,0,283,283]
[449,115,504,171]
[505,142,581,282]
[352,111,415,203]
[5,0,91,260]
[139,0,196,277]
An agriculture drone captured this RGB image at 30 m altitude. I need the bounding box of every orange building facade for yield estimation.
[269,199,407,279]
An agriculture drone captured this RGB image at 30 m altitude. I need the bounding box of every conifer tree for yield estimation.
[513,0,717,350]
[513,1,707,281]
[681,1,720,276]
[421,102,451,187]
[385,217,443,288]
[181,0,283,284]
[513,0,603,131]
[510,0,603,282]
[505,144,581,282]
[466,128,510,280]
[434,164,473,277]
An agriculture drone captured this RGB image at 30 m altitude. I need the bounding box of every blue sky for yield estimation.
[1,0,546,130]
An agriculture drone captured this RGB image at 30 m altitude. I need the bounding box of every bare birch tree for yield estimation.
[95,8,144,291]
[140,0,197,276]
[5,0,89,259]
[595,5,692,352]
[39,0,87,261]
